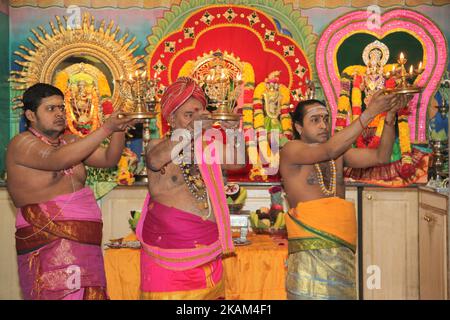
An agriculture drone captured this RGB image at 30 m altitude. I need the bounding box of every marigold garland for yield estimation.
[336,97,350,131]
[281,113,292,138]
[336,77,351,133]
[242,62,255,85]
[398,109,413,178]
[117,155,135,185]
[279,86,291,105]
[242,106,253,124]
[253,109,265,129]
[351,75,362,121]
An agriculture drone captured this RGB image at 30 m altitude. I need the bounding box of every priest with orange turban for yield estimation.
[136,77,238,300]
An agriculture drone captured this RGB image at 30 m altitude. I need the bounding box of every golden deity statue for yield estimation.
[54,63,113,137]
[68,80,98,125]
[362,41,389,105]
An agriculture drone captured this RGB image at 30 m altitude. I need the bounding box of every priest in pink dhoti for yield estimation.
[6,83,135,299]
[137,77,245,299]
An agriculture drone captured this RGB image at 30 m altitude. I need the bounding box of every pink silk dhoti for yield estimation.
[137,136,234,300]
[15,187,107,300]
[138,200,224,299]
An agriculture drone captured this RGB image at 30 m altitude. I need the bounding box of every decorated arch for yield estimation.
[316,8,448,186]
[147,4,316,99]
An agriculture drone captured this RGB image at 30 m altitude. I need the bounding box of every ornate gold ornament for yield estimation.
[10,13,144,112]
[116,70,159,119]
[383,51,424,95]
[188,50,245,121]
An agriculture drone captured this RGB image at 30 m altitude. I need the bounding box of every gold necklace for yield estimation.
[314,160,336,196]
[178,155,211,220]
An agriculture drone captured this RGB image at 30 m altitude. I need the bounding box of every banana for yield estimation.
[280,212,286,228]
[273,212,286,229]
[258,218,271,229]
[250,212,259,228]
[273,212,282,229]
[234,187,247,204]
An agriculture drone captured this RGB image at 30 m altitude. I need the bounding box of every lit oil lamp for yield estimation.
[383,52,423,95]
[116,69,158,119]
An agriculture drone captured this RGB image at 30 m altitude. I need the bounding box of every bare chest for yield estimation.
[147,163,215,222]
[305,161,344,187]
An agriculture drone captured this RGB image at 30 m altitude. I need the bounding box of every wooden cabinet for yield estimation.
[362,188,419,300]
[418,188,448,300]
[240,184,272,212]
[100,186,147,244]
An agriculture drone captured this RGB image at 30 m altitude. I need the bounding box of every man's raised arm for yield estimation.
[281,92,401,166]
[10,114,134,171]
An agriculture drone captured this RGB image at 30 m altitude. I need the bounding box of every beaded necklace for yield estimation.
[28,127,74,175]
[177,143,211,220]
[314,159,336,196]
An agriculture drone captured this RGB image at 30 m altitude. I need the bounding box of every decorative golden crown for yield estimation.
[191,51,243,119]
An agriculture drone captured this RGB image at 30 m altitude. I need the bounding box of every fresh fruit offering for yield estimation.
[225,183,247,205]
[249,185,287,231]
[250,210,286,230]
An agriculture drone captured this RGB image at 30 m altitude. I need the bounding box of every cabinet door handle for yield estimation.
[423,215,433,223]
[366,194,373,200]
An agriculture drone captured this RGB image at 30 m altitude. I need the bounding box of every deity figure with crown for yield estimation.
[335,40,422,184]
[243,71,292,181]
[54,63,114,137]
[53,63,137,193]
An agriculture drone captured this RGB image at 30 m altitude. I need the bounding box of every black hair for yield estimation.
[290,99,327,139]
[22,83,64,126]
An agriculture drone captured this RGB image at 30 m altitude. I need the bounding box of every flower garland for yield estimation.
[117,155,135,185]
[279,85,293,142]
[351,74,362,121]
[335,76,351,132]
[253,84,270,165]
[178,61,195,78]
[398,107,414,179]
[280,106,292,140]
[242,62,255,86]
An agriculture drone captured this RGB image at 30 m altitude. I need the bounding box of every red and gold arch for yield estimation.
[147,5,314,181]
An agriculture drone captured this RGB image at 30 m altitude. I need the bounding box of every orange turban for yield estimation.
[160,77,207,121]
